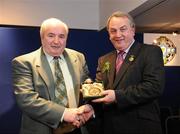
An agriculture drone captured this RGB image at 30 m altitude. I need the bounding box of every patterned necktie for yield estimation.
[116,51,125,74]
[53,56,68,107]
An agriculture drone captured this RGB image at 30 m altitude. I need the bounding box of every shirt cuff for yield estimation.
[60,108,67,122]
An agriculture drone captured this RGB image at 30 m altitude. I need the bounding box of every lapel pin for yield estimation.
[129,55,135,62]
[102,61,111,73]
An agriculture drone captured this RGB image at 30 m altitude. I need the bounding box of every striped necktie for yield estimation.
[116,51,125,74]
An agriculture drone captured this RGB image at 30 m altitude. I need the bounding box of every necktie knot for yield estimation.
[53,56,60,60]
[117,51,125,58]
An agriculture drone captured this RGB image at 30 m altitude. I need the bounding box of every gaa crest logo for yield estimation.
[153,36,176,64]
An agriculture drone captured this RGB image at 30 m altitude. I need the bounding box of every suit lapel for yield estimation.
[36,48,55,100]
[106,51,116,88]
[63,49,79,102]
[113,42,143,89]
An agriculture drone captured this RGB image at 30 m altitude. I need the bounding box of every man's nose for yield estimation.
[53,36,59,43]
[116,30,123,37]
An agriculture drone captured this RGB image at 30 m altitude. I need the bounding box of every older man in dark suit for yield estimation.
[92,11,165,134]
[12,18,94,134]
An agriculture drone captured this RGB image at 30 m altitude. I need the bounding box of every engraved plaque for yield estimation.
[82,82,104,100]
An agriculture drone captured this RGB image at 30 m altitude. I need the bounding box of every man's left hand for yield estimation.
[92,89,116,104]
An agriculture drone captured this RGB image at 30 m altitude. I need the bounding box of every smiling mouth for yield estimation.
[115,39,124,43]
[52,46,61,49]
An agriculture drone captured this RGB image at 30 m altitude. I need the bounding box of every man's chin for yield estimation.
[114,43,123,48]
[52,49,64,55]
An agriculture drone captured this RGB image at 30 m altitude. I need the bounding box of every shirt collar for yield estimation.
[44,51,65,63]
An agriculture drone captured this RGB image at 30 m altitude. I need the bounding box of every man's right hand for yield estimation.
[63,108,82,128]
[63,105,94,128]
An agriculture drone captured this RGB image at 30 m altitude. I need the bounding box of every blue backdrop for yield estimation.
[0,26,179,134]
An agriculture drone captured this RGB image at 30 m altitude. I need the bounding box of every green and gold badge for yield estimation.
[102,61,111,73]
[129,55,135,62]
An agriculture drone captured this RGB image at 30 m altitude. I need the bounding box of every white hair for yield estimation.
[40,18,69,37]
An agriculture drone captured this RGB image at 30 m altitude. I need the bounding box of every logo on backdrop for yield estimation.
[153,36,176,64]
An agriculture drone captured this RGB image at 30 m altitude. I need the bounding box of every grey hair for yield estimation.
[40,18,69,37]
[106,11,135,30]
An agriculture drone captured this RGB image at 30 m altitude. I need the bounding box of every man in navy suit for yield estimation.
[92,11,165,134]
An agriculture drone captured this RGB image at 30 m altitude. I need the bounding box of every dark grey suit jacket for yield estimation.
[95,42,165,134]
[12,47,89,134]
